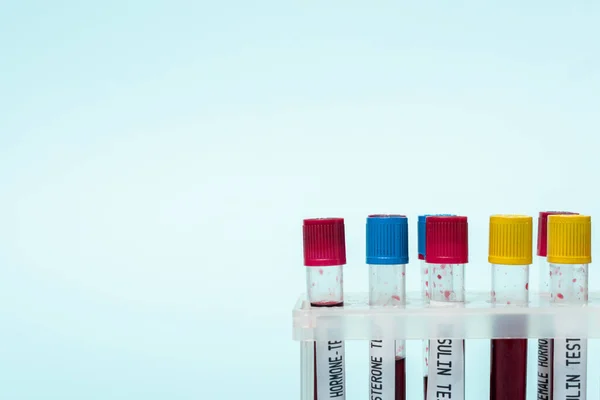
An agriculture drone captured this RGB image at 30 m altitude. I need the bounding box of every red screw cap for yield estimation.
[303,218,347,266]
[425,216,468,264]
[537,211,578,257]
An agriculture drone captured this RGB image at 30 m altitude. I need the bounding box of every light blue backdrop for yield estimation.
[1,1,599,399]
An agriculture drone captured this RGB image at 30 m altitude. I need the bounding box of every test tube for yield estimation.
[548,215,591,400]
[417,214,453,399]
[367,215,409,400]
[488,215,532,400]
[418,215,429,301]
[417,215,429,399]
[425,216,468,400]
[536,211,578,399]
[303,218,347,400]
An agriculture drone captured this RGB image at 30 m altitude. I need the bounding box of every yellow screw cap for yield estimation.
[547,215,591,264]
[488,215,533,265]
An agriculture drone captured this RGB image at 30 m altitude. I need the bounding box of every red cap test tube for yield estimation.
[425,216,468,400]
[303,218,347,400]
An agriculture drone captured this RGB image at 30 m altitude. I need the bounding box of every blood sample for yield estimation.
[488,215,532,400]
[536,211,578,399]
[303,218,347,400]
[548,215,591,400]
[367,215,409,400]
[425,216,468,400]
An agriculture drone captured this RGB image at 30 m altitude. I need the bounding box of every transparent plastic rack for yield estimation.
[293,291,600,400]
[292,291,600,341]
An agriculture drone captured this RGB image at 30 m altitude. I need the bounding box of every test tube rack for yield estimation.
[292,291,600,400]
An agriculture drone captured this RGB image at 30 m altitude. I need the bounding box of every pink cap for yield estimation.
[425,216,468,264]
[303,218,347,266]
[537,211,579,257]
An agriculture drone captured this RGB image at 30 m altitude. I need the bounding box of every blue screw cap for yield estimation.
[366,215,409,265]
[418,215,428,258]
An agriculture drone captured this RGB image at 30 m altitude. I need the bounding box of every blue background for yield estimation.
[1,1,599,399]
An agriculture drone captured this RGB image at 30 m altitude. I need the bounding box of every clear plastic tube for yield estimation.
[427,263,465,400]
[537,255,553,399]
[551,263,588,400]
[369,264,406,400]
[420,258,429,399]
[307,265,345,400]
[307,266,344,307]
[490,264,529,400]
